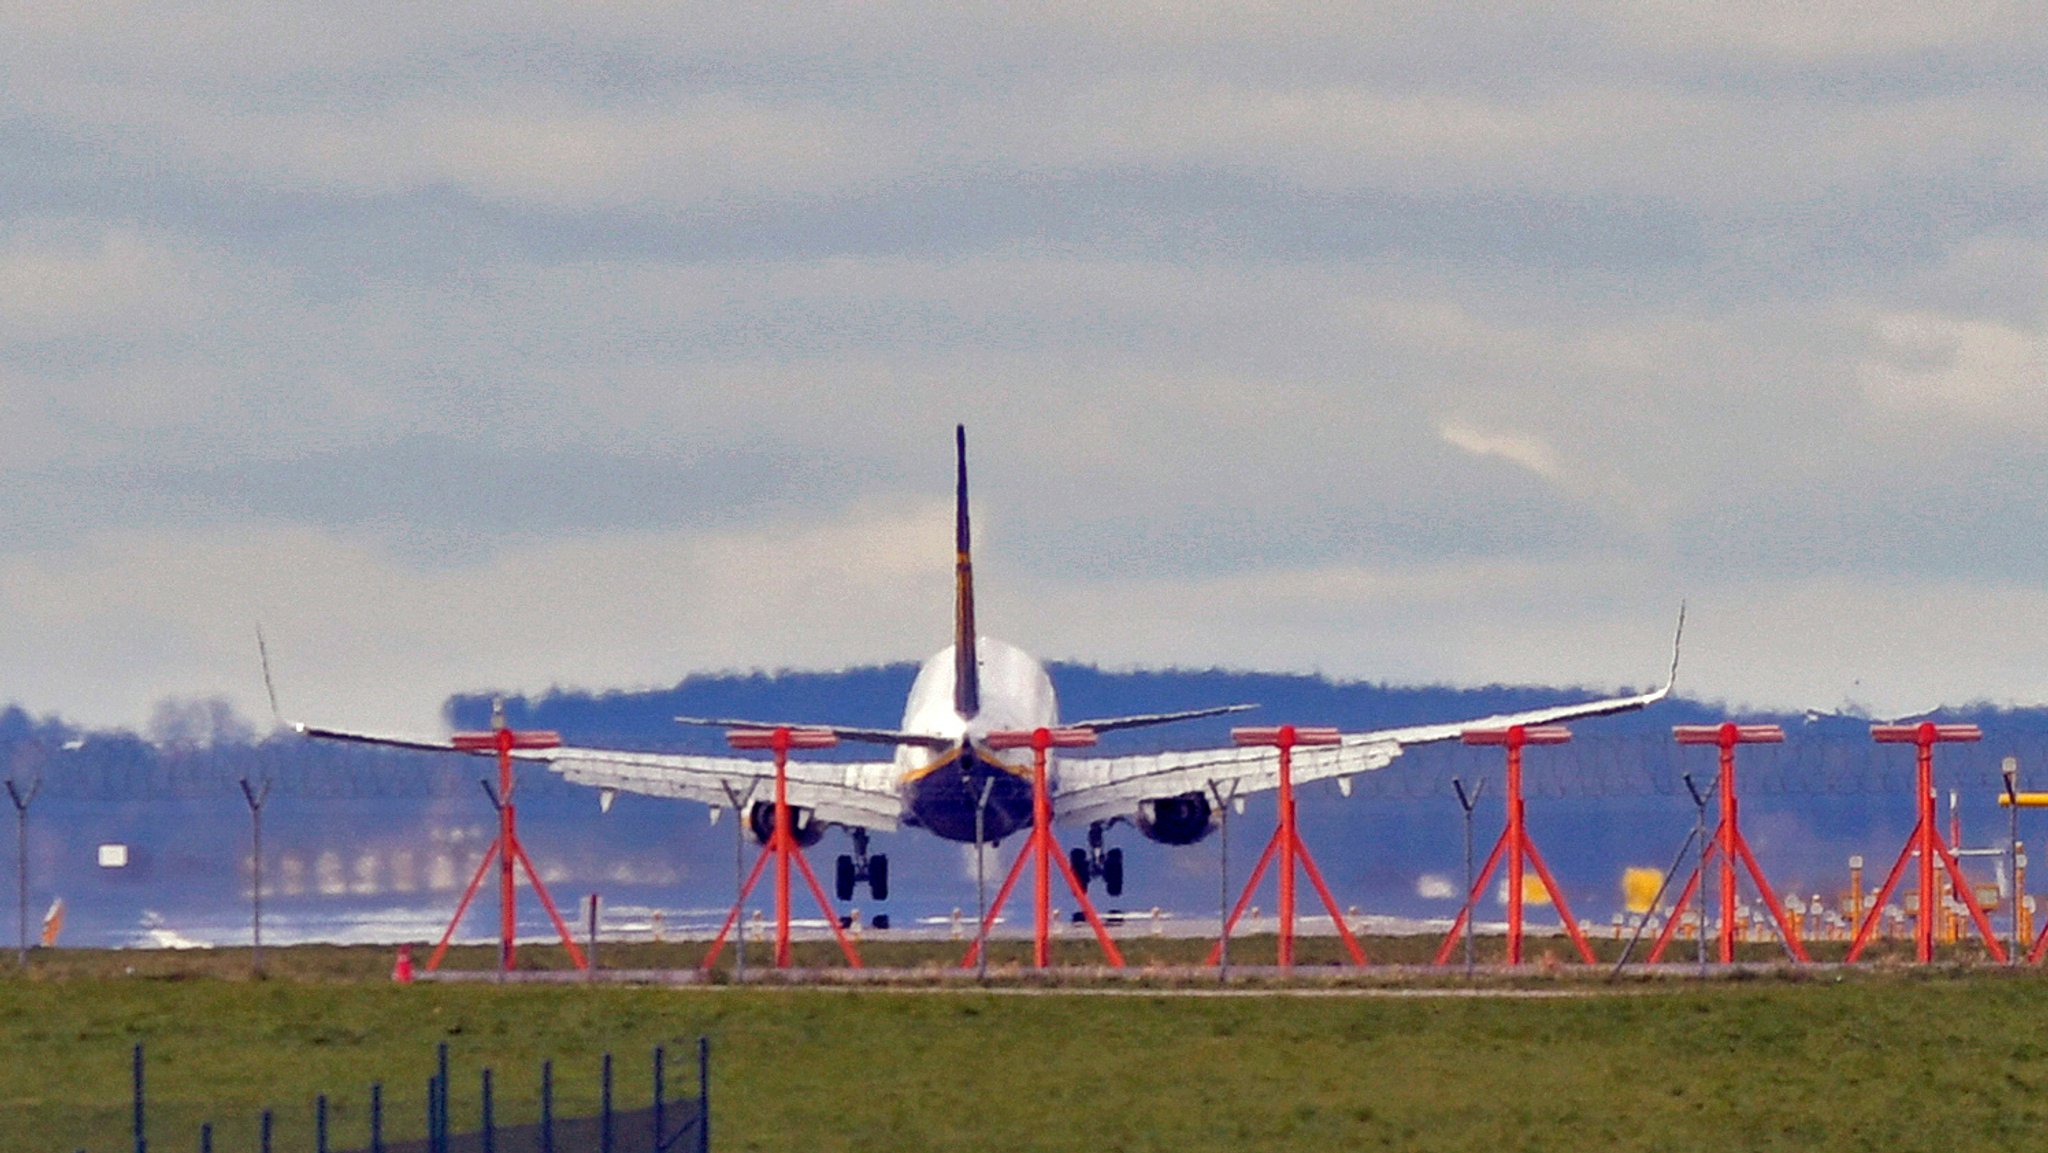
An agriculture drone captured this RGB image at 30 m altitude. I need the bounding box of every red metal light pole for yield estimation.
[701,727,863,970]
[1202,725,1367,970]
[1433,725,1595,966]
[961,727,1125,969]
[427,710,589,973]
[1848,723,2006,963]
[1648,723,1809,964]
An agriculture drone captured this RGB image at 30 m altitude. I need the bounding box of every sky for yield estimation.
[4,3,2048,734]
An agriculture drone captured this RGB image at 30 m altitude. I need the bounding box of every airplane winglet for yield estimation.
[1663,601,1686,696]
[256,623,285,729]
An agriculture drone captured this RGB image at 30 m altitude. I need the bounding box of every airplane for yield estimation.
[295,425,1679,906]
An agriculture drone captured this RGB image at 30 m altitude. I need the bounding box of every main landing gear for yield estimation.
[835,827,889,902]
[1068,822,1124,898]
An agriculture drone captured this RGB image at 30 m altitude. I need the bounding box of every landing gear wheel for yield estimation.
[836,854,856,902]
[1104,847,1124,897]
[1070,847,1092,892]
[869,853,890,902]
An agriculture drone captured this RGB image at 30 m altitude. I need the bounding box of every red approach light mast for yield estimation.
[1649,723,1809,964]
[701,727,863,970]
[1849,723,2007,963]
[1203,725,1367,970]
[429,709,588,973]
[1434,725,1595,966]
[961,727,1125,970]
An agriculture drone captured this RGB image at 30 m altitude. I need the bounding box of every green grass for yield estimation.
[7,944,2048,1151]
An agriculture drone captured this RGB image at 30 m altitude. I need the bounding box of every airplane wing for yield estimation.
[293,723,904,831]
[1051,680,1672,827]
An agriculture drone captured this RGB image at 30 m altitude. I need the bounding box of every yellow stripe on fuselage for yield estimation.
[899,743,1034,786]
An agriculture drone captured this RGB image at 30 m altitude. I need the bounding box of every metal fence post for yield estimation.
[653,1046,665,1150]
[698,1037,710,1153]
[132,1043,146,1153]
[541,1059,554,1153]
[199,1123,211,1153]
[601,1052,614,1153]
[437,1042,451,1153]
[259,1110,271,1153]
[481,1068,494,1153]
[316,1095,328,1153]
[371,1083,383,1153]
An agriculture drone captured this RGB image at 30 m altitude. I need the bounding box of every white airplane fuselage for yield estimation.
[893,637,1055,842]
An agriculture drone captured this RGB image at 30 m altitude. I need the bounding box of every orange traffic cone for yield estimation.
[392,944,414,985]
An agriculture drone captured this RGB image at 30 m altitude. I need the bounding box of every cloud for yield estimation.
[1437,420,1567,482]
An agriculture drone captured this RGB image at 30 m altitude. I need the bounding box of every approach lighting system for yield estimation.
[962,727,1125,970]
[1849,723,2006,964]
[1203,725,1367,970]
[1434,726,1595,966]
[1649,723,1809,964]
[701,727,863,971]
[433,707,589,974]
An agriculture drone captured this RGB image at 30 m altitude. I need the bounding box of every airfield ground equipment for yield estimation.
[1434,725,1595,966]
[701,726,863,971]
[1204,725,1366,970]
[427,704,588,974]
[1849,723,2007,963]
[961,726,1125,969]
[1649,723,1809,963]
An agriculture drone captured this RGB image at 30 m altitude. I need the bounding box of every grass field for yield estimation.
[8,942,2048,1152]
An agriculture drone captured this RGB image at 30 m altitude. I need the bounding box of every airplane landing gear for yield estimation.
[1068,823,1124,897]
[835,827,889,902]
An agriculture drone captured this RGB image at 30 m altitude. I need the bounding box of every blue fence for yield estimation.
[107,1040,709,1153]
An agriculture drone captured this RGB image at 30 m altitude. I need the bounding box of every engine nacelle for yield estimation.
[1135,790,1214,846]
[749,801,825,848]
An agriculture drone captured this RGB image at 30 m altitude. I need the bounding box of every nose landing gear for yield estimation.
[835,827,889,902]
[1068,822,1124,897]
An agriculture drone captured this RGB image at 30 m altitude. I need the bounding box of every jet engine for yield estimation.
[749,800,826,848]
[1134,790,1214,846]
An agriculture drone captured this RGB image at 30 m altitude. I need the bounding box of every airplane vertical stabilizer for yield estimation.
[954,424,980,718]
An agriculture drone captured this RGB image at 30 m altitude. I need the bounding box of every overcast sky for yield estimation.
[5,3,2048,733]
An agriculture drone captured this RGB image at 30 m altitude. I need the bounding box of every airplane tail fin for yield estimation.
[954,424,980,719]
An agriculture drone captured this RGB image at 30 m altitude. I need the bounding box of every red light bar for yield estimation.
[984,727,1099,750]
[1231,726,1343,748]
[727,728,840,751]
[451,731,562,751]
[1673,724,1784,745]
[1872,724,1981,743]
[1462,725,1572,746]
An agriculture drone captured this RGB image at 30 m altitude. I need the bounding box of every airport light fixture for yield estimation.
[1203,725,1366,970]
[428,705,590,974]
[1849,723,2007,963]
[1648,724,1809,964]
[701,727,863,970]
[961,727,1125,970]
[1434,725,1596,966]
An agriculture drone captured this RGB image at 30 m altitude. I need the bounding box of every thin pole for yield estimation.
[1453,778,1483,978]
[7,778,38,968]
[2006,757,2021,966]
[1208,781,1233,983]
[238,777,270,975]
[720,782,753,983]
[974,776,993,982]
[1686,773,1709,976]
